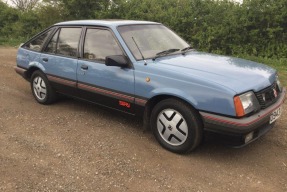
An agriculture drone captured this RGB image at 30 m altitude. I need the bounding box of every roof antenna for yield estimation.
[132,37,147,65]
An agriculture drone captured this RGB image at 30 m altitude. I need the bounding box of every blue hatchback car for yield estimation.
[15,20,285,153]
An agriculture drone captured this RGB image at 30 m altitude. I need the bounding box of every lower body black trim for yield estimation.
[205,121,275,147]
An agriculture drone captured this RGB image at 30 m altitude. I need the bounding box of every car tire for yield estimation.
[151,98,203,154]
[30,70,57,104]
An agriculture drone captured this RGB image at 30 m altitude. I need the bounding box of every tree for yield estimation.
[10,0,40,11]
[58,0,110,19]
[1,0,286,58]
[0,1,19,37]
[36,1,63,28]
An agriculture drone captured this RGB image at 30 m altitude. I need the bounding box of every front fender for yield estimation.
[134,61,237,116]
[149,88,198,109]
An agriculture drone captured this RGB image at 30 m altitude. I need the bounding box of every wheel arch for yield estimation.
[143,93,203,131]
[25,66,43,80]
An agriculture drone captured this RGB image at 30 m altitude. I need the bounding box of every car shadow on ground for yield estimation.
[53,96,266,160]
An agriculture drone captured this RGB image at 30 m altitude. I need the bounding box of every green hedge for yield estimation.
[1,0,287,59]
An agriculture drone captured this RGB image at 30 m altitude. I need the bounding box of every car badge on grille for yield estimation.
[273,88,278,98]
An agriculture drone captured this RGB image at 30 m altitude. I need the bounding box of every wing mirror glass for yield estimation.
[105,55,129,67]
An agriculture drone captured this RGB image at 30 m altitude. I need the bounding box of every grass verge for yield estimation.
[0,37,26,47]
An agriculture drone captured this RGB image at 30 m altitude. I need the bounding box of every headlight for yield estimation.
[276,75,282,92]
[234,91,260,117]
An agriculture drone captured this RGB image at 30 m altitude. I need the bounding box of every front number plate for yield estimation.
[269,107,282,124]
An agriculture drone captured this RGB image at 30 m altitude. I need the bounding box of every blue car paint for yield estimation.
[16,20,278,118]
[133,59,237,116]
[39,53,78,81]
[77,59,135,95]
[154,52,276,93]
[17,49,45,72]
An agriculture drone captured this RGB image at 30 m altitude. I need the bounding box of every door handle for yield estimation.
[42,58,48,62]
[81,64,88,70]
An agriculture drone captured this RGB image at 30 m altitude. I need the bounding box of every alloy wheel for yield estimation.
[33,76,47,101]
[157,109,188,146]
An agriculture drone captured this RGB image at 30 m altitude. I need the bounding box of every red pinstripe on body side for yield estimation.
[78,83,134,102]
[135,98,147,106]
[47,75,77,87]
[46,75,149,106]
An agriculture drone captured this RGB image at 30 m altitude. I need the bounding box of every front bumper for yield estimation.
[200,87,286,146]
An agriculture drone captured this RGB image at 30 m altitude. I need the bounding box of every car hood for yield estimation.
[154,51,276,93]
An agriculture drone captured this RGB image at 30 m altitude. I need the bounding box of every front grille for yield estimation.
[255,82,280,109]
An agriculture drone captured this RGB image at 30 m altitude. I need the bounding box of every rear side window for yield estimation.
[44,27,82,57]
[83,28,123,62]
[57,28,82,57]
[25,29,53,51]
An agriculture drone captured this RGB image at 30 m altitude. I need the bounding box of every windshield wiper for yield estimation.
[153,48,180,60]
[181,46,194,55]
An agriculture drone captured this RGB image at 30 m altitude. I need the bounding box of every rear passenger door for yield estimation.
[77,27,135,114]
[40,27,82,96]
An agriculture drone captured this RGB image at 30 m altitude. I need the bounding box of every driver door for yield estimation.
[77,28,135,114]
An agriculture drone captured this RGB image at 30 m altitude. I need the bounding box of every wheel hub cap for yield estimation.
[157,109,188,146]
[33,76,47,100]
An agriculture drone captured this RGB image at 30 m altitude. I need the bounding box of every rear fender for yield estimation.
[28,61,46,72]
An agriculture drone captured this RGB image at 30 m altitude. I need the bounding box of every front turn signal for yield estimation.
[234,96,245,117]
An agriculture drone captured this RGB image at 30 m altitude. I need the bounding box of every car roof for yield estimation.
[54,20,159,27]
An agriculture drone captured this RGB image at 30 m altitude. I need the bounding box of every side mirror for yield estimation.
[105,55,129,67]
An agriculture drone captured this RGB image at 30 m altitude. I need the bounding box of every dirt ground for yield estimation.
[0,47,286,192]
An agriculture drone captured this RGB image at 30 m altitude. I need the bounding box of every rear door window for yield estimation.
[44,27,82,57]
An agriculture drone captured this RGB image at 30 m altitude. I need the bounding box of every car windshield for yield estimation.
[118,24,189,60]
